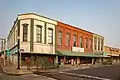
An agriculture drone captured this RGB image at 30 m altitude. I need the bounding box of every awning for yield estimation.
[56,50,104,57]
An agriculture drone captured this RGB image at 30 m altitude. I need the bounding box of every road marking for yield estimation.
[59,72,112,80]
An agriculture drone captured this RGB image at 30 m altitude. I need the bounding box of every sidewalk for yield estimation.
[3,62,118,76]
[2,62,33,76]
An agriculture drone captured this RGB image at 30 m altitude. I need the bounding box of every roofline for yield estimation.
[18,13,57,22]
[7,17,18,39]
[8,12,104,40]
[93,33,104,38]
[104,45,119,49]
[18,13,97,35]
[58,21,93,34]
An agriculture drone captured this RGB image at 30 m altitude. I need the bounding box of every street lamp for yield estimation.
[17,36,20,70]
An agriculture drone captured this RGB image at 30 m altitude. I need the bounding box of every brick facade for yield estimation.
[56,21,93,53]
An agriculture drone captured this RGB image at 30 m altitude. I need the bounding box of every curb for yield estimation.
[3,69,33,76]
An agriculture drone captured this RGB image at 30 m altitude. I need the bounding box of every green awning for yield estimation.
[56,50,103,57]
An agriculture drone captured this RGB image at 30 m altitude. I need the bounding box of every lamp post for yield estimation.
[17,36,20,70]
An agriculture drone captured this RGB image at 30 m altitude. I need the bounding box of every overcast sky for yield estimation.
[0,0,120,48]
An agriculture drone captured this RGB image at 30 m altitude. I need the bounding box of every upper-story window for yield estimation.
[80,36,82,48]
[98,38,100,50]
[58,31,62,45]
[90,39,92,49]
[85,38,88,48]
[66,33,70,46]
[36,25,42,43]
[16,29,18,42]
[73,35,76,47]
[101,39,103,51]
[23,23,28,42]
[94,37,97,50]
[48,28,53,44]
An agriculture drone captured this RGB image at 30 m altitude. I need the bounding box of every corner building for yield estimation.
[7,13,58,67]
[7,13,106,68]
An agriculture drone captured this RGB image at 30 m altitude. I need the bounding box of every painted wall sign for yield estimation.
[72,47,84,52]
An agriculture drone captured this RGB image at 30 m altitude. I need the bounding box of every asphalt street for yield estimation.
[67,64,120,80]
[1,64,120,80]
[35,64,120,80]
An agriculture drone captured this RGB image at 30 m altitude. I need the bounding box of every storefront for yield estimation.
[21,53,58,69]
[57,50,103,66]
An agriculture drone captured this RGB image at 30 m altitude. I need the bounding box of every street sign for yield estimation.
[6,49,10,56]
[20,49,24,52]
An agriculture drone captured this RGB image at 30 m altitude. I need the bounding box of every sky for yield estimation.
[0,0,120,48]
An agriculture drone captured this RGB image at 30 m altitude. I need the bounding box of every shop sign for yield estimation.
[112,54,119,56]
[72,47,84,52]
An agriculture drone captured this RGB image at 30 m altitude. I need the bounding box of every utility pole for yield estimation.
[3,39,6,66]
[0,38,6,66]
[17,36,20,70]
[17,20,20,70]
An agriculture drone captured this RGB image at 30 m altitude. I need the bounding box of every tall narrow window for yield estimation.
[58,31,62,45]
[98,38,100,50]
[23,23,28,42]
[90,39,92,49]
[94,37,97,50]
[73,35,76,47]
[48,28,53,44]
[80,36,82,48]
[36,25,42,43]
[16,29,18,42]
[101,39,103,51]
[85,38,88,48]
[66,33,70,46]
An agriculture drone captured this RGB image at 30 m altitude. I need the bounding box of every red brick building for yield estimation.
[56,21,93,52]
[56,21,97,65]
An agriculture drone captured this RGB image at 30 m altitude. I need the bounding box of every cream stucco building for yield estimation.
[93,33,104,54]
[7,13,58,66]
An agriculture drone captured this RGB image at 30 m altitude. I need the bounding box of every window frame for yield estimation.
[73,35,76,47]
[85,38,88,48]
[90,39,92,49]
[101,39,103,51]
[36,25,42,43]
[22,23,28,42]
[58,31,62,45]
[48,28,53,44]
[66,33,70,46]
[98,38,100,50]
[80,36,83,48]
[94,37,97,50]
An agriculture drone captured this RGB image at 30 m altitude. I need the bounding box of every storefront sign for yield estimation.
[109,48,119,52]
[112,54,119,56]
[72,47,84,52]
